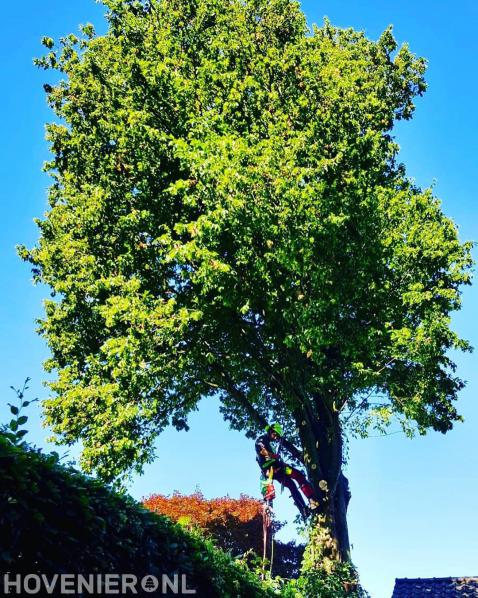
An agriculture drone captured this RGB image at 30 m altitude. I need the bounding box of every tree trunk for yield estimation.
[296,400,351,564]
[334,472,352,561]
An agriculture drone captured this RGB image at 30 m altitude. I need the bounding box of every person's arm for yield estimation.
[259,446,278,460]
[255,436,280,461]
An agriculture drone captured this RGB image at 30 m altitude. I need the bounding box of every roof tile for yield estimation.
[392,577,478,598]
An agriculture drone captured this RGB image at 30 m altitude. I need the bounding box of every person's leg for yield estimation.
[273,468,308,516]
[286,465,316,500]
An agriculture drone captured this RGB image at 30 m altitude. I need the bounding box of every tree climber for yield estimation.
[255,423,319,519]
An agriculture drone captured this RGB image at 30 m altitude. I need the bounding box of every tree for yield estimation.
[143,491,304,578]
[21,0,473,568]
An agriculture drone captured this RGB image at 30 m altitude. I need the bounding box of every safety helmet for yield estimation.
[265,422,283,436]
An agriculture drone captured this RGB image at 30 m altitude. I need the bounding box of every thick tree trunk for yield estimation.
[295,400,351,564]
[334,472,352,561]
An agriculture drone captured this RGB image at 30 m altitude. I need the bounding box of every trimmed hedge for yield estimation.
[0,434,273,597]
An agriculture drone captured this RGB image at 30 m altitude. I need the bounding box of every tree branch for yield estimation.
[216,368,305,465]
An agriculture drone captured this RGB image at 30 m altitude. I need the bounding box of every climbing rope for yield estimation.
[261,428,284,577]
[262,500,274,579]
[269,513,274,577]
[261,467,275,579]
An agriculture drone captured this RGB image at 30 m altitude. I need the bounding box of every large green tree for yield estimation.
[22,0,472,566]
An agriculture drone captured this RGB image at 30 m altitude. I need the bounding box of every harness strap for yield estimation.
[261,458,277,469]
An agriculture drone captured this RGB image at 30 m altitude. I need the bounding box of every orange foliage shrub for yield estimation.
[143,491,304,578]
[143,491,266,555]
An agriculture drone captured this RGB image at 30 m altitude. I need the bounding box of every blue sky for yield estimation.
[1,1,477,597]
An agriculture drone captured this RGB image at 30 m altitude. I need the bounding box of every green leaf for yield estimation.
[41,36,54,49]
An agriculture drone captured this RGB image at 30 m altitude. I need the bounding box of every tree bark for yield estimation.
[334,472,352,561]
[296,400,351,563]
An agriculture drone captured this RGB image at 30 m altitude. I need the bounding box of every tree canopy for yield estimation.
[22,0,472,488]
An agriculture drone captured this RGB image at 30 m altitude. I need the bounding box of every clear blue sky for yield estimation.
[1,2,477,597]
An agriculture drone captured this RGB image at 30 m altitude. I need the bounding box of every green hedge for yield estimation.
[0,434,273,597]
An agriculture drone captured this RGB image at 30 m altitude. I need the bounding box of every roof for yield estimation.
[392,577,478,597]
